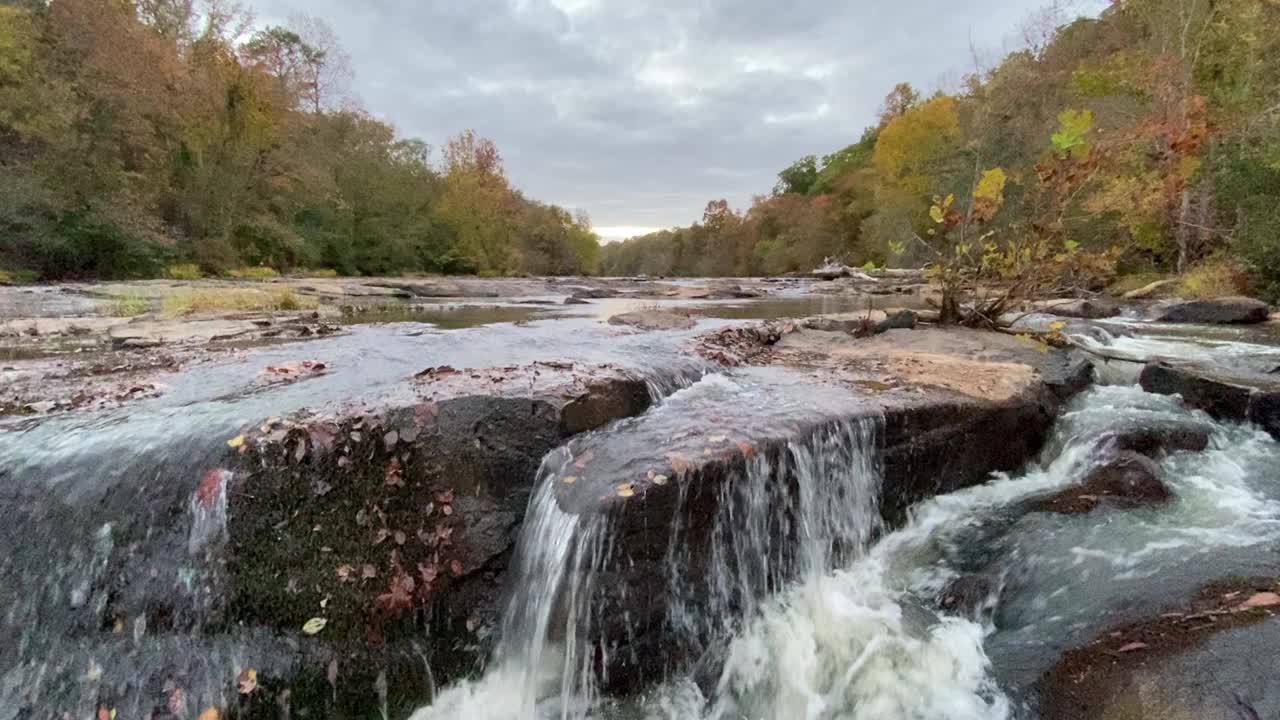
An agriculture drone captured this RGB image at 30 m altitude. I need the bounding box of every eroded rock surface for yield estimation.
[1152,296,1270,324]
[1031,452,1170,514]
[1141,361,1280,439]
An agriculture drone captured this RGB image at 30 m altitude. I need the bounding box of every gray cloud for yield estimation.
[253,0,1092,232]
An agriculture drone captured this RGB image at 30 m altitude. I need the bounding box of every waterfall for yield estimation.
[414,409,886,720]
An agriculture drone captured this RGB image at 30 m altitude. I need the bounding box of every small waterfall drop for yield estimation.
[415,384,887,720]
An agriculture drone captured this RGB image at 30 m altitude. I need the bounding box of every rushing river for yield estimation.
[413,341,1280,720]
[2,301,1278,719]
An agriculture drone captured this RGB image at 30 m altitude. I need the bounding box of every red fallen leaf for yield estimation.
[434,489,454,504]
[738,442,756,458]
[449,559,463,577]
[167,687,185,714]
[97,708,114,720]
[1239,592,1280,609]
[573,450,596,469]
[384,459,404,487]
[1117,642,1148,653]
[418,562,439,584]
[195,469,228,508]
[375,573,415,611]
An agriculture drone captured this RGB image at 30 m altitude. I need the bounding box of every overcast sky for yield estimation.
[253,0,1096,240]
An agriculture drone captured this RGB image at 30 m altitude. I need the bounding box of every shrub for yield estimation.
[226,266,281,280]
[165,264,203,280]
[1178,259,1250,299]
[161,288,317,316]
[1108,272,1171,296]
[295,268,338,278]
[111,293,151,317]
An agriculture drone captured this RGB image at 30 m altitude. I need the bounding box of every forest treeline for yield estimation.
[601,0,1280,299]
[0,0,601,281]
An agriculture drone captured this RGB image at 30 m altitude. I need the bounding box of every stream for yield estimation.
[1,293,1278,719]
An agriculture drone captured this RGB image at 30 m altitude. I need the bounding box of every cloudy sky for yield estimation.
[252,0,1096,240]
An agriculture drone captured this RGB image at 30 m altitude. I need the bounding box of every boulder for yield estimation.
[1152,296,1270,324]
[1041,578,1280,720]
[877,309,919,332]
[1101,425,1210,458]
[935,575,999,620]
[225,363,653,685]
[1140,361,1280,439]
[1030,452,1170,514]
[607,310,696,331]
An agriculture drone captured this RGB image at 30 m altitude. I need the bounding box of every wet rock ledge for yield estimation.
[546,324,1093,691]
[201,322,1090,711]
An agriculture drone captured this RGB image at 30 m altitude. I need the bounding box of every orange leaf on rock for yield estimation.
[198,709,220,720]
[1239,592,1280,610]
[237,668,258,694]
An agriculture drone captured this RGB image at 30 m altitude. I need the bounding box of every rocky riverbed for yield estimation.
[1,275,1278,719]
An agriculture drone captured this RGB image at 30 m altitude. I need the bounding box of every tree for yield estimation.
[774,155,819,195]
[878,82,921,127]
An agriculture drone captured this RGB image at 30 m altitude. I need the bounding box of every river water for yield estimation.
[411,334,1280,720]
[2,296,1278,719]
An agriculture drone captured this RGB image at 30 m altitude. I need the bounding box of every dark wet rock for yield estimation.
[1102,425,1210,457]
[877,308,919,332]
[1041,577,1280,720]
[225,364,654,685]
[936,575,999,620]
[1152,296,1270,324]
[563,296,591,305]
[1031,297,1121,319]
[607,310,697,331]
[1030,452,1170,514]
[1141,361,1280,439]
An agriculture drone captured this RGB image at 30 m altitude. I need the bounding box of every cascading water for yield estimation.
[414,375,887,720]
[418,339,1280,720]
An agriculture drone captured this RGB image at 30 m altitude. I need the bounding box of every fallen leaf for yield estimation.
[374,528,390,545]
[96,708,116,720]
[651,474,669,486]
[449,559,463,577]
[562,475,578,485]
[198,708,220,720]
[237,668,258,694]
[327,659,338,687]
[616,483,635,498]
[441,504,453,516]
[1239,592,1280,609]
[302,617,328,635]
[227,434,246,449]
[573,450,596,469]
[362,564,377,580]
[195,469,227,508]
[738,442,756,458]
[394,530,406,545]
[167,687,185,714]
[434,489,455,504]
[708,435,727,443]
[1117,642,1148,653]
